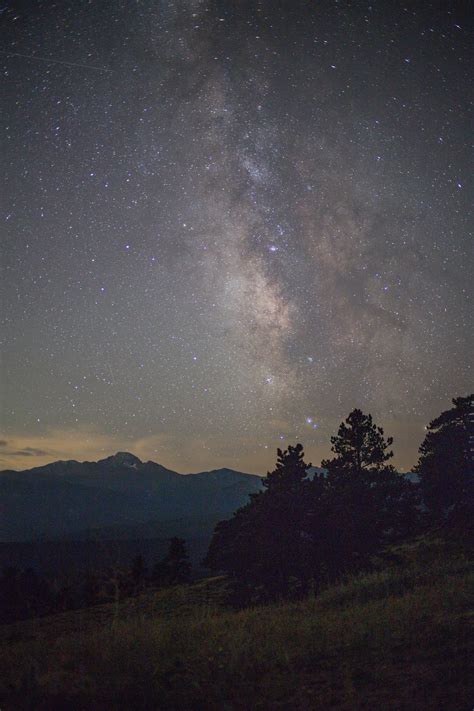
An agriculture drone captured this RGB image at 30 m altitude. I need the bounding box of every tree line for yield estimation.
[1,394,472,620]
[0,536,191,623]
[204,395,473,601]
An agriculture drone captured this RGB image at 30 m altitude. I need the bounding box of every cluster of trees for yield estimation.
[127,537,192,595]
[2,395,471,618]
[72,538,190,612]
[205,395,473,601]
[0,537,191,623]
[0,566,55,622]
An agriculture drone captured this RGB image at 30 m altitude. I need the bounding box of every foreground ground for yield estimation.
[0,536,473,710]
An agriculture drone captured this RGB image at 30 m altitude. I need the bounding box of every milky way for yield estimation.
[1,1,472,473]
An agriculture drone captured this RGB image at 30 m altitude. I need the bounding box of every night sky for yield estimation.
[1,0,472,474]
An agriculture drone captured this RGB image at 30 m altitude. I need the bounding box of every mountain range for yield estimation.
[0,452,263,542]
[0,455,419,576]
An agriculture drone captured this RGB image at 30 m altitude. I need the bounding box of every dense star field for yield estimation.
[1,0,472,473]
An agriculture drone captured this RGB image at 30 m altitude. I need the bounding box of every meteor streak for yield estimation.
[1,51,112,72]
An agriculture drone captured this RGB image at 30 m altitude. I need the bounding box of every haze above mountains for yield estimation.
[0,452,263,542]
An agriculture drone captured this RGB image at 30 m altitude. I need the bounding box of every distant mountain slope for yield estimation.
[0,452,263,541]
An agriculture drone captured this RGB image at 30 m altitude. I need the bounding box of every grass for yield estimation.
[0,537,472,710]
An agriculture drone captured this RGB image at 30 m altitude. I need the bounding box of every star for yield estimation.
[0,0,470,475]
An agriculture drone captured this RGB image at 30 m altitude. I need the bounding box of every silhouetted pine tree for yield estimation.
[415,394,473,528]
[130,554,148,594]
[205,445,315,598]
[167,537,191,584]
[319,409,419,572]
[264,443,309,492]
[321,408,393,475]
[154,538,191,587]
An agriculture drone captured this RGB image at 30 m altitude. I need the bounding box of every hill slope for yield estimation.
[1,536,472,710]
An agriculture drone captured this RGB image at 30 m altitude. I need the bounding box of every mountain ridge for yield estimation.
[0,451,260,479]
[0,452,263,542]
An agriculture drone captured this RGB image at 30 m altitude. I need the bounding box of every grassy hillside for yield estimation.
[1,537,472,710]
